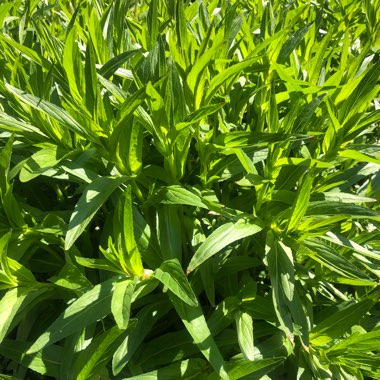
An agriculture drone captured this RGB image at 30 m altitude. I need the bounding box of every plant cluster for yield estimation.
[0,0,379,379]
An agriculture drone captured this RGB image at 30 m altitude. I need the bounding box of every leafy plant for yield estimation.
[0,0,379,379]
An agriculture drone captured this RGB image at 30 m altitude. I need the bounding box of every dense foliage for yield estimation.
[0,0,379,379]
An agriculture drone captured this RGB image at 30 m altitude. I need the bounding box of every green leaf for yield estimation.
[0,339,63,378]
[154,185,208,209]
[207,356,285,380]
[302,239,373,281]
[75,257,125,274]
[326,327,380,355]
[48,262,92,290]
[74,325,126,380]
[311,192,376,204]
[111,277,137,330]
[132,205,162,268]
[339,61,380,123]
[338,149,380,165]
[0,288,29,344]
[7,258,36,284]
[0,112,47,139]
[113,186,144,275]
[65,176,127,250]
[214,131,310,149]
[200,259,216,307]
[293,95,325,133]
[235,311,255,361]
[176,102,225,131]
[88,7,109,63]
[19,145,68,182]
[112,301,172,375]
[145,82,168,135]
[27,278,116,353]
[0,287,49,344]
[278,23,311,64]
[205,58,266,104]
[0,231,14,283]
[287,170,314,232]
[154,259,198,306]
[157,205,182,261]
[308,26,335,84]
[0,134,13,193]
[187,39,226,101]
[63,26,84,103]
[321,232,380,261]
[84,37,98,116]
[168,293,229,380]
[0,35,53,73]
[6,84,98,142]
[187,219,263,273]
[265,233,294,338]
[99,50,139,79]
[147,0,159,49]
[124,358,210,380]
[310,295,378,346]
[306,202,380,219]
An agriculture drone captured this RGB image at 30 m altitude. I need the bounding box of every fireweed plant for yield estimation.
[0,0,379,379]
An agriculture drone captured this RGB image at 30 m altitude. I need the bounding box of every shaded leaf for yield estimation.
[65,176,127,250]
[28,278,116,353]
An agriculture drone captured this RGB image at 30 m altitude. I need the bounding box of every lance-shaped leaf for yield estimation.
[287,170,314,232]
[99,50,140,79]
[187,218,263,273]
[0,288,30,344]
[28,278,116,353]
[113,186,144,275]
[277,23,312,64]
[153,185,208,209]
[204,58,267,104]
[125,358,209,380]
[63,26,85,104]
[322,232,380,262]
[74,325,126,380]
[0,134,13,193]
[265,232,309,342]
[213,131,310,149]
[187,39,226,97]
[310,295,378,346]
[20,145,69,182]
[168,293,229,380]
[157,205,183,261]
[306,202,380,220]
[175,102,225,131]
[154,259,198,306]
[207,357,285,380]
[0,339,63,378]
[65,176,127,250]
[111,277,137,330]
[112,301,172,375]
[235,310,255,361]
[0,231,14,284]
[301,238,373,280]
[5,84,97,142]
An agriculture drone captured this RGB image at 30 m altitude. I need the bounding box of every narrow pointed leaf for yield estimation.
[28,278,116,353]
[154,259,198,306]
[111,277,137,330]
[168,293,229,380]
[65,176,127,250]
[188,219,263,272]
[235,311,255,361]
[310,295,378,346]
